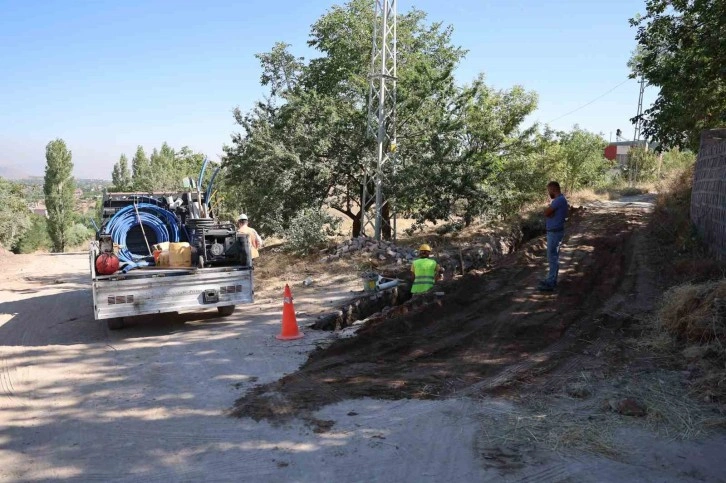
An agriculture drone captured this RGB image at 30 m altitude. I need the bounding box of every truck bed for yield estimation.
[90,246,254,322]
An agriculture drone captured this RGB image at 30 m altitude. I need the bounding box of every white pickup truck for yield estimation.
[90,191,254,329]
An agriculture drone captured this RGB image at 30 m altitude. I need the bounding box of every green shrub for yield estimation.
[15,214,51,253]
[66,223,94,249]
[282,208,341,255]
[0,178,31,249]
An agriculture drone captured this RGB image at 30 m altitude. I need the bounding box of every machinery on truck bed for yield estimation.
[89,164,254,330]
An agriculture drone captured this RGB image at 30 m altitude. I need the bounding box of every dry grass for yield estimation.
[478,368,725,461]
[479,399,621,458]
[659,281,726,342]
[568,183,654,206]
[568,188,605,205]
[634,375,723,439]
[642,164,726,403]
[656,280,726,403]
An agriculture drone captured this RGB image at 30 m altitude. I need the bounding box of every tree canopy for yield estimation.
[113,144,208,192]
[43,139,76,252]
[0,177,31,249]
[629,0,726,151]
[223,0,539,237]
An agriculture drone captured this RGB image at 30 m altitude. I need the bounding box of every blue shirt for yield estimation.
[546,194,568,231]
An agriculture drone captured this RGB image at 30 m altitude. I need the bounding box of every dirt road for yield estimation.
[1,198,725,482]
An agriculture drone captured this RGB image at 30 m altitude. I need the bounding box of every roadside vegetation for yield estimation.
[1,0,714,259]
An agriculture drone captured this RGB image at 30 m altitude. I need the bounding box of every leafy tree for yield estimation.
[0,177,31,249]
[175,146,207,183]
[626,145,660,184]
[281,208,342,255]
[15,214,51,253]
[483,128,560,219]
[660,147,695,176]
[149,142,177,190]
[66,222,93,248]
[111,154,132,191]
[43,139,76,252]
[131,145,152,191]
[224,0,537,237]
[555,127,609,194]
[116,144,209,193]
[629,0,726,151]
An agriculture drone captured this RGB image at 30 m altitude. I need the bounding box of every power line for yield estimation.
[545,78,633,124]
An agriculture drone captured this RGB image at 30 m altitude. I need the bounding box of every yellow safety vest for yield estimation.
[411,258,437,294]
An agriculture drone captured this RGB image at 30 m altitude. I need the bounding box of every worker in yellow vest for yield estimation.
[411,244,442,294]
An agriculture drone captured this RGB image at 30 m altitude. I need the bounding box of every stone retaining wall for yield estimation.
[691,129,726,262]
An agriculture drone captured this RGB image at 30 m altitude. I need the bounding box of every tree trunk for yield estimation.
[352,213,362,238]
[381,202,392,241]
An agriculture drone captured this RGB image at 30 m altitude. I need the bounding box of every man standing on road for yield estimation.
[236,214,263,259]
[539,181,568,292]
[411,244,443,295]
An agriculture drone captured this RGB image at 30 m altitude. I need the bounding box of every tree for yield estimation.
[131,145,152,191]
[175,146,207,182]
[0,177,31,249]
[111,154,132,191]
[558,127,609,194]
[629,0,726,151]
[149,142,178,190]
[626,145,659,184]
[114,144,209,193]
[660,147,695,176]
[15,214,51,253]
[66,222,93,248]
[224,0,537,237]
[43,139,76,252]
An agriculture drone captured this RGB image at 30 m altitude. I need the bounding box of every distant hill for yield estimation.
[0,164,33,180]
[0,165,110,187]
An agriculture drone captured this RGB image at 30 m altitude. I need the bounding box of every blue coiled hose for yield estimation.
[105,203,182,271]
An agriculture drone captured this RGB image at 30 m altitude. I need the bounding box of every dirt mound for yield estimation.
[659,280,726,402]
[660,281,726,342]
[232,206,644,423]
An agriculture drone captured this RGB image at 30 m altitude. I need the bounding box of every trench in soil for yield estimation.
[311,220,551,332]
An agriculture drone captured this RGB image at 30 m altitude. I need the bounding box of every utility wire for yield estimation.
[546,78,633,124]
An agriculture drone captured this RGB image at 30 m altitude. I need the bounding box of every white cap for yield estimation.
[237,213,248,221]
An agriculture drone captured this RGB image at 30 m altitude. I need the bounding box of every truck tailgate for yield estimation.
[93,268,253,319]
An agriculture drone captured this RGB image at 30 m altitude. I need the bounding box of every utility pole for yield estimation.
[633,76,645,142]
[361,0,397,241]
[631,77,646,186]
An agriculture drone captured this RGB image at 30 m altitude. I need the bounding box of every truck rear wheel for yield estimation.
[217,305,235,317]
[107,317,125,330]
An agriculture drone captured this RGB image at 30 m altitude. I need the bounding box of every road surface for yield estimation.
[1,199,725,482]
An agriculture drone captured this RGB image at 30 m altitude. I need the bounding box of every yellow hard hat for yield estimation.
[419,244,432,252]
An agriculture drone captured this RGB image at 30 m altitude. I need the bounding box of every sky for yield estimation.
[0,0,655,179]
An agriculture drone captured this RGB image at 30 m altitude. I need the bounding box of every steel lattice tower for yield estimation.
[361,0,397,240]
[633,76,645,142]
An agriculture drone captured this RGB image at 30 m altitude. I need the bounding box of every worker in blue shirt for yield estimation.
[539,181,568,291]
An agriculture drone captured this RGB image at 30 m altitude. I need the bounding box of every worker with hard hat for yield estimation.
[236,214,263,259]
[411,243,442,294]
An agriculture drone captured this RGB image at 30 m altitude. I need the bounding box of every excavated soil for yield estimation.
[231,205,649,422]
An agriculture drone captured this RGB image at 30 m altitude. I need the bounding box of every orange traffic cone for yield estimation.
[276,284,304,340]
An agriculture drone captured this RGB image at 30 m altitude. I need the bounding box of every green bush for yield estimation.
[282,208,341,255]
[0,177,31,249]
[66,223,94,249]
[15,215,51,253]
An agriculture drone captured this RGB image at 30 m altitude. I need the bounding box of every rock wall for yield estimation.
[691,129,726,262]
